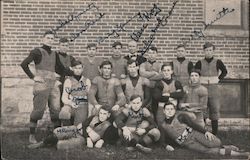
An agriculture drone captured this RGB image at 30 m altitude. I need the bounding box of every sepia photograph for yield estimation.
[1,0,249,159]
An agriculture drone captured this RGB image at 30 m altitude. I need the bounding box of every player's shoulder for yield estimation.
[142,108,151,117]
[92,76,102,84]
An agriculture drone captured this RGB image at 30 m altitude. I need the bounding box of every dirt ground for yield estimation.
[1,129,250,160]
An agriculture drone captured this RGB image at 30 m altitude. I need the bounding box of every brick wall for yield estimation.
[0,0,249,128]
[1,0,249,78]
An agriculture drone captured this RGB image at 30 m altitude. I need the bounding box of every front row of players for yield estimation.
[28,95,249,157]
[27,60,248,157]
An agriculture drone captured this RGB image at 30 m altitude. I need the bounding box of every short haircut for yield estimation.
[189,69,201,76]
[112,41,122,48]
[100,105,111,113]
[100,60,113,69]
[71,60,82,67]
[87,43,97,49]
[127,59,138,66]
[149,46,158,52]
[43,30,54,37]
[163,102,176,110]
[203,42,215,50]
[176,44,185,50]
[161,62,173,71]
[130,94,142,102]
[59,37,69,43]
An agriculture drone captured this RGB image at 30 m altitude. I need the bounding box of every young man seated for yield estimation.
[59,60,91,126]
[179,69,208,127]
[27,105,118,150]
[160,102,249,157]
[82,105,119,148]
[115,95,160,153]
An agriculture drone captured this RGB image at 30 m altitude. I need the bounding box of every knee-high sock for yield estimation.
[30,119,38,134]
[211,120,218,135]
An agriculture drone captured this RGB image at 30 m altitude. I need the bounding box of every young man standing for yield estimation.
[124,40,147,65]
[172,44,193,86]
[88,60,126,117]
[81,43,103,81]
[109,41,127,79]
[139,46,163,87]
[195,42,228,135]
[56,37,77,109]
[20,31,74,143]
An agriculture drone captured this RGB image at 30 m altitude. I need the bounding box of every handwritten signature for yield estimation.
[65,81,88,105]
[182,7,235,44]
[69,12,105,42]
[50,3,105,42]
[96,4,161,44]
[65,81,88,93]
[51,3,97,36]
[138,0,179,55]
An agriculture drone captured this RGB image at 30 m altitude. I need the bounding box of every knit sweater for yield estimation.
[88,76,126,108]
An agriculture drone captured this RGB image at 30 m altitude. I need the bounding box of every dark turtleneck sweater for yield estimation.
[21,45,74,79]
[195,57,227,80]
[153,78,184,102]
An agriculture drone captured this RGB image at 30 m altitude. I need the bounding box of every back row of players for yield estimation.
[22,31,249,157]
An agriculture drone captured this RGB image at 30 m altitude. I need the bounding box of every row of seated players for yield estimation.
[28,95,249,158]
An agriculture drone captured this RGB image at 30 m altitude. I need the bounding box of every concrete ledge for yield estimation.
[1,118,249,133]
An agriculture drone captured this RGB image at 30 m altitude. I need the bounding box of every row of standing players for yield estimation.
[22,31,249,157]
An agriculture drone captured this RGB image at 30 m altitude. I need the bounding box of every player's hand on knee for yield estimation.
[122,126,132,141]
[136,128,146,136]
[205,131,215,141]
[165,145,174,151]
[95,139,104,148]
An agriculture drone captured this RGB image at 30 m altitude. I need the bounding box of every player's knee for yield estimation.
[59,107,71,120]
[138,120,149,129]
[148,128,161,141]
[31,110,45,120]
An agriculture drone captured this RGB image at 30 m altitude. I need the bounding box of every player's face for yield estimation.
[204,46,214,59]
[127,62,139,77]
[88,46,97,57]
[130,97,142,112]
[145,49,157,62]
[176,47,186,58]
[128,41,137,54]
[43,34,54,47]
[99,109,110,122]
[73,64,84,76]
[162,66,173,79]
[190,72,200,84]
[163,104,176,118]
[59,42,69,53]
[101,64,112,78]
[113,45,122,57]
